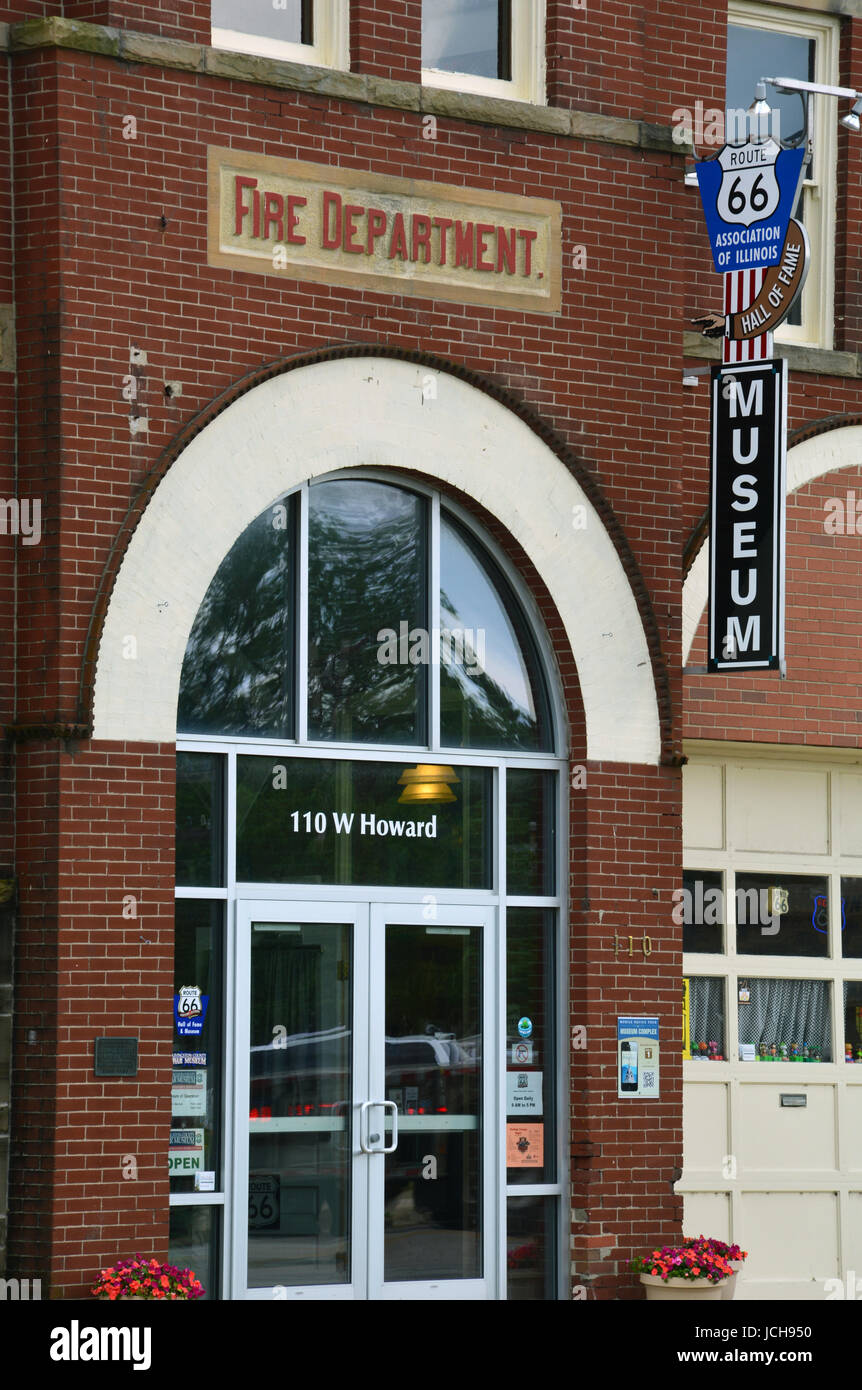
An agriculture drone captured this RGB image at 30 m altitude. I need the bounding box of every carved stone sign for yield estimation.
[208,147,561,313]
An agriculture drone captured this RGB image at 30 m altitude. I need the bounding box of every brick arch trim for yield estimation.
[682,415,862,663]
[86,346,670,764]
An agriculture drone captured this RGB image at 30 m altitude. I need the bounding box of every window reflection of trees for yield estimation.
[440,519,549,751]
[178,499,296,738]
[177,479,551,754]
[307,482,425,744]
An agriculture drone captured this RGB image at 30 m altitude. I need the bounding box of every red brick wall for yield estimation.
[351,0,421,81]
[686,460,862,745]
[60,3,210,46]
[0,4,55,20]
[9,742,174,1296]
[0,46,15,875]
[570,764,684,1298]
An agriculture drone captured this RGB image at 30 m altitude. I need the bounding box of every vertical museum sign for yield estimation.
[708,359,787,672]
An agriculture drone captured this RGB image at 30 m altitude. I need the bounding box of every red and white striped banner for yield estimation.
[722,268,772,364]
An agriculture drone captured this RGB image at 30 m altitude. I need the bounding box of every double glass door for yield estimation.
[233,900,497,1299]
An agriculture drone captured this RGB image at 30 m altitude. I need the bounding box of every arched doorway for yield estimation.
[174,471,566,1299]
[90,353,664,1299]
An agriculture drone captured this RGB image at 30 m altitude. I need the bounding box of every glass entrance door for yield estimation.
[232,900,497,1299]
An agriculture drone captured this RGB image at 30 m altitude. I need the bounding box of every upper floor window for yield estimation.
[727,1,839,349]
[212,0,348,70]
[422,0,546,105]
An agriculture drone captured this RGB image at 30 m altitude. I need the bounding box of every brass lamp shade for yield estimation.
[397,764,460,804]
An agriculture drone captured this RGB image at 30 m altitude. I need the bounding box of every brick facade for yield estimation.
[1,0,857,1300]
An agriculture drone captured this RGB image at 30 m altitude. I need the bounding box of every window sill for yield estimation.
[683,331,861,379]
[211,28,332,70]
[422,67,544,108]
[5,17,681,154]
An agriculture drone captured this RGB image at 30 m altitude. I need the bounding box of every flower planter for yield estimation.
[91,1257,204,1301]
[721,1259,745,1301]
[639,1273,728,1301]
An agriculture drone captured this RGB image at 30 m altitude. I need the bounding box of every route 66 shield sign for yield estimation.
[696,140,805,273]
[175,985,209,1036]
[716,138,781,226]
[178,985,202,1017]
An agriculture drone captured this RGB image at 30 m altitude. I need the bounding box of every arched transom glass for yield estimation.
[178,475,555,753]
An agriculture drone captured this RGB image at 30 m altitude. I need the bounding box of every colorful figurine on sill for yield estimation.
[846,1044,854,1062]
[707,1041,718,1060]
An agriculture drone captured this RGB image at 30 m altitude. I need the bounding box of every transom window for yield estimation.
[178,476,555,754]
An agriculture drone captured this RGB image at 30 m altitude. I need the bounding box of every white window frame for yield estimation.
[728,1,839,351]
[212,0,349,72]
[422,0,546,106]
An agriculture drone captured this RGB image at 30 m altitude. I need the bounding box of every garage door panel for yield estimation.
[682,763,724,850]
[730,767,828,855]
[682,1191,730,1244]
[683,1081,728,1172]
[739,1084,836,1171]
[740,1192,837,1291]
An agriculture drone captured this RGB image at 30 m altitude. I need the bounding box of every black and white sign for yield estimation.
[708,360,786,672]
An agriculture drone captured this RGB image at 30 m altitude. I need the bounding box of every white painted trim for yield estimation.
[683,424,862,662]
[92,356,661,763]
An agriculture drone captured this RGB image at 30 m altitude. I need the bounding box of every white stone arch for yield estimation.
[92,356,662,763]
[683,423,862,663]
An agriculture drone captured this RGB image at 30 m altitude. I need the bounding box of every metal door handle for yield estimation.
[359,1099,375,1153]
[358,1099,399,1154]
[380,1099,398,1154]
